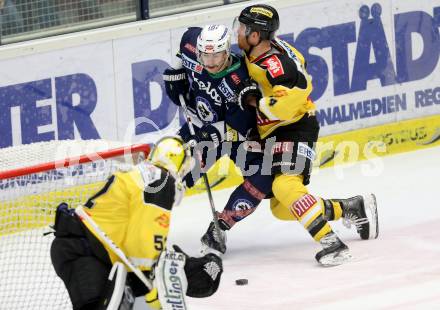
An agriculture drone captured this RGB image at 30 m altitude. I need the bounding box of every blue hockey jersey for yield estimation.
[178,27,256,140]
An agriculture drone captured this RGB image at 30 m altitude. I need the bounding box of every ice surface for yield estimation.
[141,146,440,309]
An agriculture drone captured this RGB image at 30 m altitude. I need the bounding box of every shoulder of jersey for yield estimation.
[256,52,295,79]
[180,27,201,59]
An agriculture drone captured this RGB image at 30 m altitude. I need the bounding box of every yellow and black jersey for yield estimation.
[244,38,316,138]
[82,162,184,272]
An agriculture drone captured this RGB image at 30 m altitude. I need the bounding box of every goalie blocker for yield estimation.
[50,204,223,310]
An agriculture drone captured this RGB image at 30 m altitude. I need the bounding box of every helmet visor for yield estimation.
[233,16,250,38]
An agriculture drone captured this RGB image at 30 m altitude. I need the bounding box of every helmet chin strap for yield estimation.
[219,55,232,71]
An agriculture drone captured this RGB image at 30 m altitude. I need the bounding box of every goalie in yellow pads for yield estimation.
[234,4,379,266]
[50,136,223,310]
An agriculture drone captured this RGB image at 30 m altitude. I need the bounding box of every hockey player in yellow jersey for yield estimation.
[233,4,379,266]
[51,136,223,310]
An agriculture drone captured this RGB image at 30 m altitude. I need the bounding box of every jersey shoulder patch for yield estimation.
[259,52,300,88]
[262,55,285,79]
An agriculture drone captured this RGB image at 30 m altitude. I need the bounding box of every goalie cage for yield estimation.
[0,140,151,310]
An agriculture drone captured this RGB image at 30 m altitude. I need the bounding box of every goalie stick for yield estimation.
[178,94,225,251]
[75,205,153,291]
[104,262,135,310]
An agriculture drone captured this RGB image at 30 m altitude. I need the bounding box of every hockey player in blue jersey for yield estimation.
[163,24,273,254]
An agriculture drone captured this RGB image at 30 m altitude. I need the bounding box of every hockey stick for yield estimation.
[192,174,227,191]
[178,94,225,250]
[75,205,153,291]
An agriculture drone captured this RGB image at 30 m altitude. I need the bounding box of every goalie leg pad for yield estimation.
[154,250,188,310]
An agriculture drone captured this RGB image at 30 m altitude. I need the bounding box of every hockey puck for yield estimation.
[235,278,248,286]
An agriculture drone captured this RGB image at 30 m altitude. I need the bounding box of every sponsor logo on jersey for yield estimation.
[298,142,316,160]
[250,7,273,18]
[218,78,236,102]
[195,64,204,73]
[155,213,170,228]
[196,96,217,122]
[230,73,241,85]
[193,76,222,105]
[292,194,317,217]
[271,142,293,154]
[184,43,196,54]
[182,54,203,74]
[275,38,299,62]
[263,55,285,78]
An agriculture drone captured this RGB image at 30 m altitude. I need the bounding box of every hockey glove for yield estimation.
[172,245,223,298]
[237,79,262,110]
[188,123,222,149]
[163,68,189,106]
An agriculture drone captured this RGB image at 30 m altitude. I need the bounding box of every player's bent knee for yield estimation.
[272,174,308,207]
[270,197,296,221]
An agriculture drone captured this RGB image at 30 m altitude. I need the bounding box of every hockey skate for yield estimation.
[200,221,227,255]
[339,194,379,240]
[315,232,351,267]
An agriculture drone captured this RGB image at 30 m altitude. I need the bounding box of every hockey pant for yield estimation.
[271,174,343,241]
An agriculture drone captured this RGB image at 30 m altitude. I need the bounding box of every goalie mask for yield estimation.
[197,24,231,74]
[148,136,191,178]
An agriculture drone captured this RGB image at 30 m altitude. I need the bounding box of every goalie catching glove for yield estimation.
[173,245,223,298]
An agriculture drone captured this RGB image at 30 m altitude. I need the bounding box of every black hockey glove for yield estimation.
[187,123,222,149]
[163,67,189,106]
[172,245,223,298]
[237,79,262,110]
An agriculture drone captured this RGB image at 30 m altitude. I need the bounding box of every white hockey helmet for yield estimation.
[197,24,231,72]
